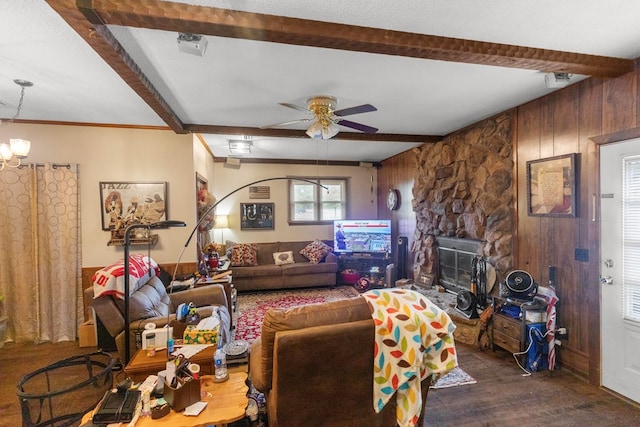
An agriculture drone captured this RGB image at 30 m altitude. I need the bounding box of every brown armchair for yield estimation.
[249,296,433,427]
[85,274,230,363]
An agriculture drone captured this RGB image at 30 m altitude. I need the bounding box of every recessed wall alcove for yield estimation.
[411,112,515,284]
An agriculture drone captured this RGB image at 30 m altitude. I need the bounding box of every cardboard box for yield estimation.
[79,320,97,347]
[183,325,219,345]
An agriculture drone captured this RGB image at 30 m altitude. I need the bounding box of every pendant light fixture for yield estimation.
[1,79,33,170]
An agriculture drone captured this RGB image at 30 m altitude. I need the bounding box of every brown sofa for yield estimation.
[229,240,338,292]
[249,296,433,427]
[85,274,230,363]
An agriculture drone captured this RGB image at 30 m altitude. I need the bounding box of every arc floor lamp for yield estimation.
[122,177,326,365]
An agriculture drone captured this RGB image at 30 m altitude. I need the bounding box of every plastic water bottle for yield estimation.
[214,342,227,380]
[167,336,174,355]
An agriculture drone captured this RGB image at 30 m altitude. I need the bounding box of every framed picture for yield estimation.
[527,153,578,217]
[240,203,274,230]
[100,181,167,231]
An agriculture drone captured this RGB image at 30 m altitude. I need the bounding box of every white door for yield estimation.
[600,138,640,403]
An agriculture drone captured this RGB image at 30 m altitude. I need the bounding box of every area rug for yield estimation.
[430,367,477,389]
[234,286,360,344]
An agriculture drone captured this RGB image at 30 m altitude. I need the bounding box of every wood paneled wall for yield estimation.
[377,147,420,276]
[380,65,640,384]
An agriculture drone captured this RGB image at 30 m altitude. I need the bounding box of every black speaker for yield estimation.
[397,236,408,279]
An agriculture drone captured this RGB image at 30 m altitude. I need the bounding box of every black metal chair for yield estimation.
[16,351,115,427]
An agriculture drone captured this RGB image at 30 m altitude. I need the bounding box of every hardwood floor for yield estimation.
[1,340,638,427]
[0,341,116,427]
[424,343,640,426]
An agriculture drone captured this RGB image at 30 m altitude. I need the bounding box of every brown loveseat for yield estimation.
[228,240,338,292]
[249,296,432,427]
[85,273,230,363]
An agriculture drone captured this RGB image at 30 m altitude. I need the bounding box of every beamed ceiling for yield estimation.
[1,1,639,162]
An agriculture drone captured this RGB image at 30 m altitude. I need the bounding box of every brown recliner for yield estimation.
[249,296,433,427]
[85,274,230,363]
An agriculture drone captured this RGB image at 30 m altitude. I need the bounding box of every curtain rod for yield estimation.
[21,163,72,169]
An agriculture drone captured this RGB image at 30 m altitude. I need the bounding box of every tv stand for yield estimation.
[351,253,373,258]
[337,253,394,288]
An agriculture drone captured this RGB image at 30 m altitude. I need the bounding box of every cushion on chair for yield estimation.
[126,276,171,320]
[257,296,371,389]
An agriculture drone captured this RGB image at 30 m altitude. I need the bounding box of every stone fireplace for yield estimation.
[411,112,514,286]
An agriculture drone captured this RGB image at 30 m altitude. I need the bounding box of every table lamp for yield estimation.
[214,214,229,247]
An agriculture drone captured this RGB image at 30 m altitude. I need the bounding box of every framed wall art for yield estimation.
[240,202,274,230]
[526,153,578,217]
[100,181,167,231]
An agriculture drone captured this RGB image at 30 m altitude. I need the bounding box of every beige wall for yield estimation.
[211,162,379,244]
[4,122,199,266]
[4,122,381,267]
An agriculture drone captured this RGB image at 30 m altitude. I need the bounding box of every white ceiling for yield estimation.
[2,1,640,162]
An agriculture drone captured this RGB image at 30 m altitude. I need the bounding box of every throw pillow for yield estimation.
[300,239,333,264]
[273,251,295,265]
[231,243,258,267]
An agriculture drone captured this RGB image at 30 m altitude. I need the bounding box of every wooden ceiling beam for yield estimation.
[47,0,187,134]
[184,124,442,144]
[75,0,633,77]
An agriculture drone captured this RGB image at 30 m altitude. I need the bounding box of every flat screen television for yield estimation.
[333,219,392,254]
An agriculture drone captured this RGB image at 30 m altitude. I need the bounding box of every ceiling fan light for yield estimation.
[323,122,340,139]
[10,138,30,158]
[306,121,323,139]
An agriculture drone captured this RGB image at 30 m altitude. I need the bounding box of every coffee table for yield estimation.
[82,372,248,427]
[125,347,217,383]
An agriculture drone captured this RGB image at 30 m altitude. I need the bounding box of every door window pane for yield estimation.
[622,156,640,322]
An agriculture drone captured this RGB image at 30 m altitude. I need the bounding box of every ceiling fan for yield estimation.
[262,95,378,139]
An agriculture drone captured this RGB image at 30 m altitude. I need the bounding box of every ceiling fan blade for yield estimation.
[336,118,379,134]
[260,118,313,129]
[279,102,312,114]
[334,103,377,117]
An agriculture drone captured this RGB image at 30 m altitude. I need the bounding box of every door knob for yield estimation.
[600,276,613,285]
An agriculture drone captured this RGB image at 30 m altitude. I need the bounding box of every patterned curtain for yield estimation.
[0,163,81,344]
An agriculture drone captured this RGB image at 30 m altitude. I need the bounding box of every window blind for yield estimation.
[622,156,640,322]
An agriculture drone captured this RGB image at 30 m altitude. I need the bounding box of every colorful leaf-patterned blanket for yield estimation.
[363,288,458,427]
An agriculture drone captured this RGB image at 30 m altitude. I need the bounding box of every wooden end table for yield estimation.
[82,372,248,427]
[125,347,217,383]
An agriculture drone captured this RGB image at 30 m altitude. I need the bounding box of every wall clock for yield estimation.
[387,189,400,210]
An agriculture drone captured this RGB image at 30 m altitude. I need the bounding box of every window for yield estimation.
[289,178,347,223]
[623,156,640,322]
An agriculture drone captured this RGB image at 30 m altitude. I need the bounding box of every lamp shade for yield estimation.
[10,139,31,158]
[0,143,12,160]
[214,215,229,229]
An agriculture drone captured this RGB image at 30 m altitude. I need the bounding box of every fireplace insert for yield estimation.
[436,236,482,294]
